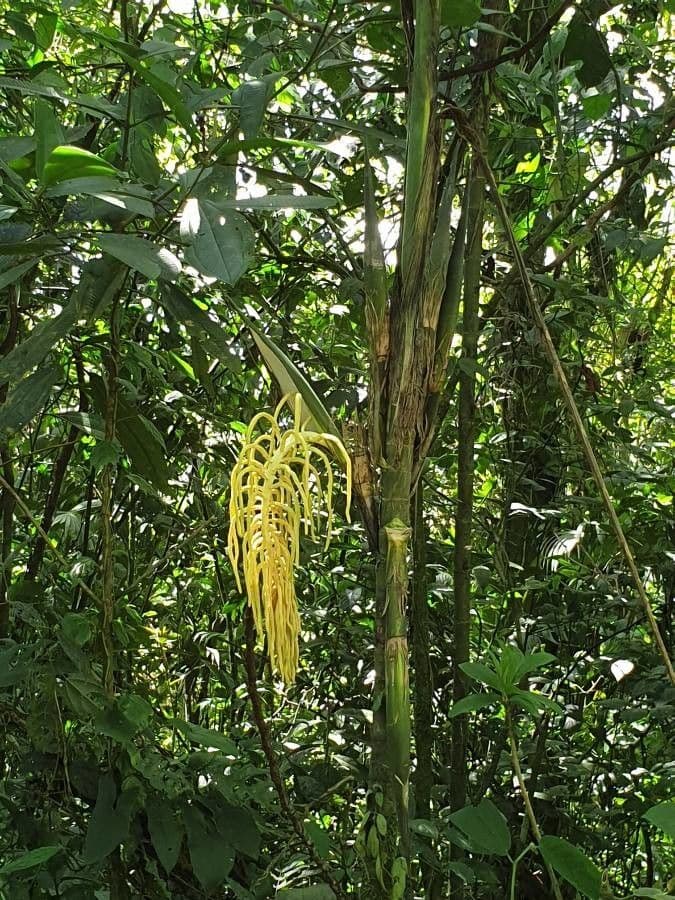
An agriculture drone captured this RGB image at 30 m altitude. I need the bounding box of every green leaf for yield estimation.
[95,35,196,137]
[563,15,612,87]
[0,363,60,434]
[448,692,501,718]
[34,12,58,50]
[0,299,78,383]
[42,145,118,186]
[233,79,271,139]
[410,819,439,840]
[94,694,152,744]
[209,802,261,859]
[305,820,331,858]
[172,718,237,755]
[249,325,342,440]
[513,650,556,681]
[183,805,234,891]
[0,258,38,291]
[34,100,64,178]
[539,835,601,899]
[441,0,481,27]
[61,612,92,647]
[90,439,123,472]
[217,194,336,210]
[83,773,135,863]
[643,801,675,839]
[582,93,612,120]
[88,375,169,489]
[459,661,503,693]
[98,233,181,282]
[181,199,253,285]
[0,845,60,875]
[449,799,511,856]
[147,798,183,874]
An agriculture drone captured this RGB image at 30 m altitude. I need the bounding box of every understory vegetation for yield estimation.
[0,0,673,896]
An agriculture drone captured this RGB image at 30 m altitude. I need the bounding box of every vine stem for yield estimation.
[243,607,346,899]
[506,707,564,900]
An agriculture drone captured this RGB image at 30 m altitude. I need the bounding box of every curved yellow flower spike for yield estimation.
[227,394,352,683]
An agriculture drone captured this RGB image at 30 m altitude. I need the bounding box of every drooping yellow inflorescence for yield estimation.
[227,393,352,683]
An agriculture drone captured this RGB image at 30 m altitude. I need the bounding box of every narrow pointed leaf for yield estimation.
[249,325,341,439]
[0,363,60,434]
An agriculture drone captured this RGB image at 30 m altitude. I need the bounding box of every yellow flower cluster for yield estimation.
[227,394,352,683]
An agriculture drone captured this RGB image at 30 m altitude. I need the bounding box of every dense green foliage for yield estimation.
[0,0,673,897]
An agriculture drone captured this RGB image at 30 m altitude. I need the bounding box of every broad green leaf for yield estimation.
[510,689,562,716]
[0,364,60,434]
[61,612,92,647]
[94,694,152,745]
[447,861,475,883]
[183,805,234,891]
[34,100,64,178]
[513,650,556,681]
[207,801,261,858]
[582,93,612,120]
[459,661,503,693]
[0,845,60,875]
[147,798,183,874]
[172,718,237,755]
[34,12,58,50]
[450,799,511,856]
[305,820,331,858]
[249,325,342,440]
[410,819,439,839]
[563,15,612,87]
[83,773,135,863]
[0,135,35,162]
[441,0,481,27]
[99,233,180,281]
[448,692,501,718]
[539,836,601,899]
[233,79,271,139]
[181,199,253,285]
[42,145,118,186]
[643,801,675,839]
